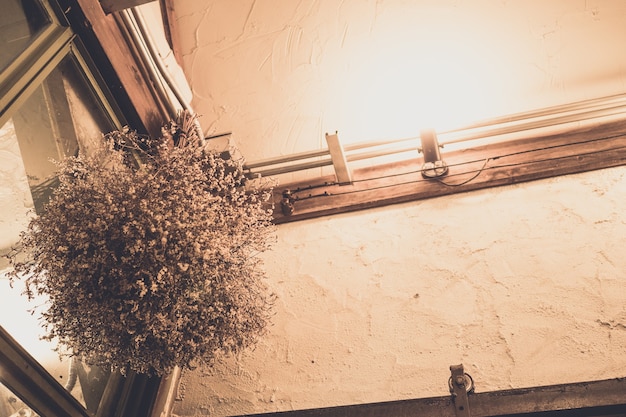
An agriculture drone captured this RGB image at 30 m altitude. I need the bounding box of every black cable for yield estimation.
[436,158,491,187]
[486,144,626,171]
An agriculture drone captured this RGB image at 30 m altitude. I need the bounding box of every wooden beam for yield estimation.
[272,119,626,224]
[64,0,168,138]
[159,0,184,67]
[241,377,626,417]
[100,0,156,14]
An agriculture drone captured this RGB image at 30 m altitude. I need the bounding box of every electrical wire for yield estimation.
[435,158,491,187]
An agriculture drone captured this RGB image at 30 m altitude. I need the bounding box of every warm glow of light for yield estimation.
[321,7,522,147]
[0,276,61,361]
[338,41,492,137]
[178,0,626,179]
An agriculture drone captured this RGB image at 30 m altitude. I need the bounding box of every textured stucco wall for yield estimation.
[175,0,626,164]
[173,167,626,416]
[167,1,626,415]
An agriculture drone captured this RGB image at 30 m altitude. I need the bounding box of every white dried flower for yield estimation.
[7,112,275,376]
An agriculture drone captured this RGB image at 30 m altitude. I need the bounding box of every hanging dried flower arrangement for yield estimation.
[7,112,275,376]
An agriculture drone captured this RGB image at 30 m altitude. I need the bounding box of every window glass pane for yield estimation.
[0,0,50,73]
[0,380,39,417]
[0,54,116,413]
[11,54,115,212]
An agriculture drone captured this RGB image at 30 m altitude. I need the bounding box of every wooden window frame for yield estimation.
[0,327,91,417]
[57,0,170,138]
[0,326,162,417]
[0,0,169,416]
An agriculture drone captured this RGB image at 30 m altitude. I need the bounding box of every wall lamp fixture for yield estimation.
[419,129,448,178]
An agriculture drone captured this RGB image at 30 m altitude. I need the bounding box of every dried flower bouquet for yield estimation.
[8,112,275,376]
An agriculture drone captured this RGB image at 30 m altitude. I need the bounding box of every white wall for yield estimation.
[175,0,626,162]
[167,1,626,415]
[173,166,626,416]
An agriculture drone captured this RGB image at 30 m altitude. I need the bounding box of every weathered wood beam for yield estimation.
[241,377,626,417]
[272,119,626,224]
[65,0,168,137]
[159,0,183,67]
[100,0,155,14]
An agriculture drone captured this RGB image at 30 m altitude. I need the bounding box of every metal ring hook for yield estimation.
[449,372,475,394]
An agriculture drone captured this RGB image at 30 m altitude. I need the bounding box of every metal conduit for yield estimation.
[117,10,177,121]
[118,8,205,141]
[440,100,626,145]
[252,145,423,178]
[130,8,205,141]
[244,136,420,169]
[245,93,626,178]
[441,92,626,135]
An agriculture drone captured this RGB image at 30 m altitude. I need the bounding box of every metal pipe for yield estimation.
[441,102,626,145]
[347,146,417,163]
[245,148,330,169]
[130,8,205,141]
[440,93,626,135]
[244,135,420,170]
[117,10,176,121]
[254,158,334,178]
[252,145,421,177]
[245,93,626,177]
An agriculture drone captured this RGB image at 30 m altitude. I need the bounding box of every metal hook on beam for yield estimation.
[449,364,474,417]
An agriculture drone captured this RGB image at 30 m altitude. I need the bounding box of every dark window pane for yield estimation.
[0,380,38,417]
[0,0,51,73]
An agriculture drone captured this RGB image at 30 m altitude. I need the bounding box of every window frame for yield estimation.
[0,3,72,120]
[0,327,92,417]
[241,376,626,417]
[0,1,125,131]
[0,1,164,416]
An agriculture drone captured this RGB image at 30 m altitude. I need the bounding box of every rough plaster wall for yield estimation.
[173,167,626,416]
[175,0,626,163]
[170,1,626,415]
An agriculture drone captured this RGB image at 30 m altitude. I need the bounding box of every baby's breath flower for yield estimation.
[6,112,275,376]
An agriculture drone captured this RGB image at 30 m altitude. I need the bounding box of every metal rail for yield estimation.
[244,93,626,178]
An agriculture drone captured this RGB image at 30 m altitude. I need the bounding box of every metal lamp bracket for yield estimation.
[449,364,474,417]
[420,129,448,178]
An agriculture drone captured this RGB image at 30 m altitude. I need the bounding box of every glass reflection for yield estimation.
[0,381,38,417]
[12,55,114,212]
[0,0,50,73]
[0,54,116,413]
